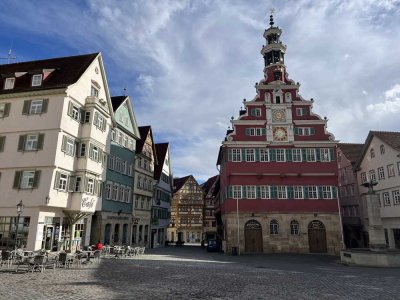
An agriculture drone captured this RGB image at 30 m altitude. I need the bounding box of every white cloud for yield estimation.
[366,83,400,114]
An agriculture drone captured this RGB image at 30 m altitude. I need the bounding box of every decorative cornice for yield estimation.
[0,88,66,99]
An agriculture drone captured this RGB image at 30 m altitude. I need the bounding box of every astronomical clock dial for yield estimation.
[272,109,286,122]
[273,127,288,141]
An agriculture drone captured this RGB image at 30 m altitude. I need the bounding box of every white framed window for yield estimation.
[0,103,8,118]
[232,185,242,199]
[308,186,318,199]
[306,149,316,162]
[245,149,255,162]
[84,111,91,123]
[393,190,400,205]
[92,146,99,162]
[251,108,261,117]
[25,134,38,151]
[118,132,123,144]
[111,130,116,141]
[119,186,124,201]
[31,74,43,86]
[72,106,79,121]
[294,186,303,199]
[246,186,256,199]
[74,177,82,192]
[230,149,241,162]
[290,220,299,235]
[4,78,15,90]
[322,186,332,199]
[80,143,86,157]
[247,128,255,136]
[112,184,118,200]
[320,148,330,162]
[292,148,302,162]
[270,220,279,235]
[387,164,395,177]
[91,85,99,98]
[277,186,287,198]
[105,182,112,199]
[276,149,285,162]
[58,173,68,191]
[259,149,269,162]
[383,192,390,206]
[87,178,94,194]
[377,167,385,180]
[108,155,115,170]
[21,171,35,189]
[66,138,74,156]
[260,186,270,199]
[296,107,306,116]
[256,128,263,136]
[361,172,367,183]
[97,115,105,130]
[369,170,376,181]
[125,187,131,203]
[30,100,43,114]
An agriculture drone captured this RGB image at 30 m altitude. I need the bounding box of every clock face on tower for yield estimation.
[273,127,288,141]
[272,109,286,122]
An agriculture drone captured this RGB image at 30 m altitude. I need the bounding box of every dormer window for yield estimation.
[31,74,43,86]
[91,85,99,98]
[4,78,15,90]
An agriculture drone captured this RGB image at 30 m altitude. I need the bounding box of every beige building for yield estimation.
[132,126,157,247]
[354,131,400,249]
[0,53,114,251]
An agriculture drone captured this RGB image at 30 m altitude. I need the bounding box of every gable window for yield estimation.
[290,220,299,235]
[370,148,375,159]
[4,78,15,90]
[250,108,261,117]
[276,149,285,162]
[259,149,269,162]
[387,164,395,177]
[377,167,385,180]
[296,108,307,116]
[270,220,279,235]
[245,149,255,162]
[380,145,385,155]
[383,192,390,206]
[91,85,99,98]
[31,74,43,86]
[30,100,43,114]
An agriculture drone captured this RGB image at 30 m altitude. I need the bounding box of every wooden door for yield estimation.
[245,220,263,253]
[308,220,327,253]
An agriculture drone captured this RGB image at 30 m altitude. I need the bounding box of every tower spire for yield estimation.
[269,8,275,26]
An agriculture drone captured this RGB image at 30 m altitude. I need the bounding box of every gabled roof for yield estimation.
[0,53,99,95]
[110,96,127,110]
[154,143,169,180]
[354,131,400,170]
[201,175,218,195]
[136,125,158,164]
[173,175,192,193]
[338,143,364,164]
[111,95,141,140]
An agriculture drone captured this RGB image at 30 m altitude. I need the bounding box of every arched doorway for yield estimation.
[245,220,263,253]
[308,220,327,253]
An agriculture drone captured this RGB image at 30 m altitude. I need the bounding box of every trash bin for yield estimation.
[231,246,238,256]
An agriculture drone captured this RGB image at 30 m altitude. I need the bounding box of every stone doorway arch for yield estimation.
[308,220,327,253]
[244,219,263,253]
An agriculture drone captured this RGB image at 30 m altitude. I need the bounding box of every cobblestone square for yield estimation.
[1,247,400,299]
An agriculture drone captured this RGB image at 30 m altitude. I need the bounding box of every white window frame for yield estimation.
[31,74,43,86]
[320,148,330,162]
[387,164,395,177]
[255,128,263,136]
[231,149,241,162]
[296,108,305,116]
[0,103,6,118]
[25,134,38,151]
[306,148,316,162]
[58,173,68,191]
[74,177,82,192]
[112,184,118,200]
[270,220,279,235]
[393,190,400,205]
[66,138,75,156]
[377,167,385,180]
[322,186,332,199]
[383,192,391,206]
[259,149,269,162]
[105,182,112,199]
[21,171,35,189]
[30,100,43,114]
[276,149,286,162]
[260,186,270,199]
[246,186,256,199]
[87,178,94,194]
[308,186,318,199]
[92,146,99,162]
[294,186,303,199]
[232,185,242,199]
[80,143,86,157]
[290,220,299,235]
[108,155,115,170]
[97,115,104,130]
[361,172,367,183]
[369,170,376,181]
[91,85,99,98]
[245,149,255,162]
[292,148,302,162]
[277,186,287,199]
[72,106,80,121]
[4,78,15,90]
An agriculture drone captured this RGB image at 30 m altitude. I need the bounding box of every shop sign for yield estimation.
[81,197,95,209]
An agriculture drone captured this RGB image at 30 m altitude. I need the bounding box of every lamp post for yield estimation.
[236,196,240,256]
[15,200,23,250]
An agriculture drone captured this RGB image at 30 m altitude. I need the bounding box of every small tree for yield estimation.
[63,211,92,252]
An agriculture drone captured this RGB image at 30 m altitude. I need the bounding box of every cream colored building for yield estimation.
[355,131,400,249]
[0,53,114,251]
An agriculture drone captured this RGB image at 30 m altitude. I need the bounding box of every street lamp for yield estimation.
[15,200,23,250]
[236,196,240,256]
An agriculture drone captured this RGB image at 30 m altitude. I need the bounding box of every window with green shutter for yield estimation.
[285,149,292,161]
[270,186,278,199]
[13,171,22,189]
[329,148,335,161]
[0,103,11,118]
[22,100,31,115]
[17,135,26,151]
[269,148,276,162]
[287,186,294,199]
[310,127,316,135]
[0,136,5,152]
[316,148,321,162]
[332,186,338,198]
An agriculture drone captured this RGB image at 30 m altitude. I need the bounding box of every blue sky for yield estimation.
[1,0,400,182]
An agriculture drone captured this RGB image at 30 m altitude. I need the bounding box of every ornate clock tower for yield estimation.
[216,13,342,256]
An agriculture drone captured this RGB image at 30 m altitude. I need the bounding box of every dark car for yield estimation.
[207,239,219,252]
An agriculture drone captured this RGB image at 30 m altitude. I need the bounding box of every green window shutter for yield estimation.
[270,149,276,162]
[32,170,41,188]
[13,171,22,189]
[80,109,85,123]
[285,149,292,161]
[242,186,246,199]
[22,100,31,115]
[67,101,73,117]
[0,136,5,152]
[316,148,321,162]
[228,186,232,198]
[318,186,323,199]
[37,134,45,150]
[256,186,261,199]
[74,142,79,156]
[68,176,75,192]
[53,171,60,190]
[294,127,299,135]
[255,149,260,161]
[3,103,11,117]
[18,135,26,151]
[261,128,266,135]
[287,186,294,199]
[304,186,309,199]
[271,186,277,199]
[302,148,307,161]
[332,186,338,199]
[250,109,255,116]
[228,149,233,161]
[102,119,106,131]
[98,148,103,163]
[245,128,250,136]
[310,127,316,135]
[241,149,245,161]
[41,99,48,113]
[302,108,307,115]
[61,136,67,152]
[329,149,335,161]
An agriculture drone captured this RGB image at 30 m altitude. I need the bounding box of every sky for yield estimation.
[1,0,400,182]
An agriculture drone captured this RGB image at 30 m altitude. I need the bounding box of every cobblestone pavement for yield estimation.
[1,247,400,300]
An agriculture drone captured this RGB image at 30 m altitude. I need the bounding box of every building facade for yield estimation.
[151,143,173,248]
[201,175,218,243]
[354,131,400,249]
[132,126,156,247]
[0,53,114,251]
[91,96,140,246]
[216,16,342,255]
[337,143,365,248]
[168,175,204,244]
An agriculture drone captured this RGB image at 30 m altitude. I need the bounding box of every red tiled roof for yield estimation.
[372,131,400,151]
[337,143,364,164]
[0,53,99,94]
[201,175,218,195]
